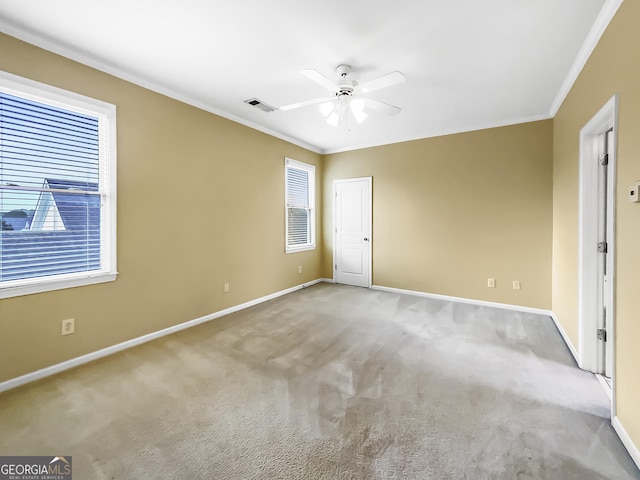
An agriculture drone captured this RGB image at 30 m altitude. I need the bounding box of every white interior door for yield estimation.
[334,177,372,288]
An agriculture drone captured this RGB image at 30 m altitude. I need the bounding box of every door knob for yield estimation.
[363,237,369,242]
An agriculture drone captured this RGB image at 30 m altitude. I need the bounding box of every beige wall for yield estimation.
[323,121,553,309]
[553,0,640,450]
[0,33,323,383]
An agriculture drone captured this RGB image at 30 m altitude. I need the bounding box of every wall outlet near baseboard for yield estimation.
[512,280,521,290]
[298,265,303,274]
[61,318,75,336]
[487,278,495,288]
[223,282,230,293]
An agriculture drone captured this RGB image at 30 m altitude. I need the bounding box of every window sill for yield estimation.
[286,244,316,254]
[0,272,118,299]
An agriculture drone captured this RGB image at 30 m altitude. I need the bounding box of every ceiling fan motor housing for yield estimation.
[335,88,354,100]
[336,64,358,94]
[336,64,352,76]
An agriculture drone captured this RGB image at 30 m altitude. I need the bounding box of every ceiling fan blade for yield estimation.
[302,69,339,92]
[363,98,402,116]
[279,97,329,111]
[357,71,406,94]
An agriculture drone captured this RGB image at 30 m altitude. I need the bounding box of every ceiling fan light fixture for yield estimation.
[281,65,404,128]
[326,111,341,127]
[350,98,365,112]
[350,99,368,124]
[319,101,334,118]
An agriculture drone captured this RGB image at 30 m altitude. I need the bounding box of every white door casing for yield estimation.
[578,95,617,402]
[334,177,372,288]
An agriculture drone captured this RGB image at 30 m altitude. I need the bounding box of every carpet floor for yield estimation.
[1,283,638,479]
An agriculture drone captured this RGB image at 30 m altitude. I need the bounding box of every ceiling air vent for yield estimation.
[244,98,276,113]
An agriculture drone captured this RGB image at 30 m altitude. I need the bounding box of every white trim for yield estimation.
[371,285,553,317]
[550,312,580,366]
[371,283,639,469]
[3,275,637,472]
[549,0,624,116]
[0,18,578,156]
[323,113,552,155]
[0,20,551,156]
[0,69,115,115]
[0,1,622,156]
[0,69,118,299]
[595,373,612,400]
[612,416,640,471]
[285,157,315,171]
[285,245,316,254]
[0,22,323,155]
[285,158,316,254]
[104,100,118,279]
[578,95,617,379]
[0,278,324,394]
[0,272,117,300]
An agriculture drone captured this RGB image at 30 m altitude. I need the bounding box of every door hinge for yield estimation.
[335,264,337,270]
[599,153,609,166]
[597,241,607,253]
[597,328,607,342]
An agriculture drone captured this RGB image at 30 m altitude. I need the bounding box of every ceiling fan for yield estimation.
[279,65,406,127]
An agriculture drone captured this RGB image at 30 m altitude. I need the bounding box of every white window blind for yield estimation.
[285,158,315,253]
[0,71,117,298]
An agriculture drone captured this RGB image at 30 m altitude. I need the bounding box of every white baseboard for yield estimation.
[3,278,638,471]
[371,284,553,317]
[594,374,612,401]
[370,283,640,468]
[549,312,580,366]
[371,284,582,366]
[613,416,640,471]
[0,278,325,394]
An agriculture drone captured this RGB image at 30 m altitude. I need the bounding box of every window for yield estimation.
[0,71,117,299]
[285,158,315,253]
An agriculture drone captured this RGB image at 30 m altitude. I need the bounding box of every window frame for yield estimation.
[0,70,117,299]
[285,157,315,254]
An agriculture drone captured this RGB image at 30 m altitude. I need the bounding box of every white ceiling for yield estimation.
[0,0,619,153]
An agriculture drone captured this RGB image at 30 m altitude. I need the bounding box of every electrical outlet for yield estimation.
[487,278,495,288]
[298,265,303,274]
[223,282,230,293]
[61,318,75,336]
[512,280,521,290]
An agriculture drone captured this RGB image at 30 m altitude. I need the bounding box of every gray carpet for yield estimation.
[1,283,638,479]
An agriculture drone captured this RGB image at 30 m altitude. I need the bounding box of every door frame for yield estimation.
[333,177,372,288]
[578,94,618,412]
